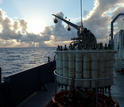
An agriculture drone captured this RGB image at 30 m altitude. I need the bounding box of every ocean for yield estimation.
[0,47,56,81]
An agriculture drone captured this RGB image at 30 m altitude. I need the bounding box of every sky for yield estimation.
[0,0,124,48]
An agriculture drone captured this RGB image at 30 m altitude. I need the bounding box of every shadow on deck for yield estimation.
[18,70,124,107]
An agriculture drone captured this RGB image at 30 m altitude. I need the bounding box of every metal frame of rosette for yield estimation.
[54,50,116,107]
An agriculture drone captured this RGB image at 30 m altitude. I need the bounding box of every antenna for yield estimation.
[80,0,83,27]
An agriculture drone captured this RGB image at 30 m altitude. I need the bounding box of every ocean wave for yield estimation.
[1,47,55,78]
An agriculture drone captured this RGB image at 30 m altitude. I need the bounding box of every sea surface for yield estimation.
[0,47,56,81]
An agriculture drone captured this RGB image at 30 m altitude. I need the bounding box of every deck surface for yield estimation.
[17,70,124,107]
[111,71,124,107]
[17,82,57,107]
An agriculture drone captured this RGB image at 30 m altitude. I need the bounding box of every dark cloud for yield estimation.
[75,0,124,43]
[13,21,20,30]
[0,0,124,47]
[19,19,28,30]
[41,12,73,42]
[41,0,124,45]
[0,8,50,47]
[112,5,124,32]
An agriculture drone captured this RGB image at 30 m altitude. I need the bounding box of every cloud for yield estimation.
[0,8,50,47]
[41,12,74,42]
[41,0,124,46]
[112,5,124,31]
[75,0,124,44]
[0,0,2,4]
[0,0,124,47]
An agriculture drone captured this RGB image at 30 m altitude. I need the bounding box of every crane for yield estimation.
[111,13,124,48]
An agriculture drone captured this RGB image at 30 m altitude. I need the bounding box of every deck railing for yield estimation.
[0,61,56,107]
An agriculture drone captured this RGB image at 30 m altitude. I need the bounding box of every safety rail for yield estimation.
[54,70,116,81]
[0,61,56,107]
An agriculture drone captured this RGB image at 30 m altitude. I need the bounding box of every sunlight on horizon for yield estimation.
[27,22,45,34]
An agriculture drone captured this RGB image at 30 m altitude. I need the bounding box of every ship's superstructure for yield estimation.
[114,30,124,71]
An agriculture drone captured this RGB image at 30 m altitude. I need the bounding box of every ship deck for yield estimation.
[17,82,56,107]
[17,70,124,107]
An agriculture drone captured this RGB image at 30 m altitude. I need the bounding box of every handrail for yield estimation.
[54,70,116,81]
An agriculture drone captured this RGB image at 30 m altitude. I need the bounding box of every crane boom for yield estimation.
[52,14,79,30]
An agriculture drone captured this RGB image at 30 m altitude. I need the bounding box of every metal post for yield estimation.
[102,88,105,106]
[0,67,1,83]
[0,67,3,107]
[55,76,57,99]
[108,86,111,98]
[95,80,98,107]
[111,23,113,48]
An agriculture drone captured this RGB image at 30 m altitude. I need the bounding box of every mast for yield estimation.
[80,0,83,27]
